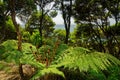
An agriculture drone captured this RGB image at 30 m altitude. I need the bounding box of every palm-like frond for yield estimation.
[20,53,45,69]
[31,67,64,80]
[1,40,36,62]
[56,47,120,72]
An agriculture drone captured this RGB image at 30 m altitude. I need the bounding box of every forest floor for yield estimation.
[0,61,35,80]
[0,70,20,80]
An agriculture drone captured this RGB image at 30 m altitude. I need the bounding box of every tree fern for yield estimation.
[20,53,65,80]
[1,40,120,79]
[56,47,120,72]
[1,40,18,51]
[0,40,65,79]
[1,40,36,63]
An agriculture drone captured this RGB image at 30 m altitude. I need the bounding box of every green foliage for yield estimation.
[0,40,65,79]
[83,66,120,80]
[74,24,91,38]
[30,67,64,80]
[21,53,45,69]
[22,31,31,42]
[0,0,120,79]
[49,11,58,18]
[1,40,18,50]
[56,44,68,55]
[20,46,65,80]
[0,16,17,41]
[56,47,120,72]
[73,0,120,55]
[53,29,66,41]
[0,40,17,61]
[5,17,15,32]
[86,70,106,80]
[0,45,5,55]
[20,53,65,80]
[0,40,36,62]
[107,66,120,80]
[0,40,21,63]
[54,44,68,60]
[1,40,120,80]
[43,38,55,47]
[14,0,36,18]
[22,42,36,53]
[39,45,52,54]
[30,31,41,46]
[25,11,55,37]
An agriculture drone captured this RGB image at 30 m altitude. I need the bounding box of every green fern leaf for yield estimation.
[31,67,65,80]
[57,47,120,72]
[20,53,45,69]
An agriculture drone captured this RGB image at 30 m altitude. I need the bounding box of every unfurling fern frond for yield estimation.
[56,47,120,72]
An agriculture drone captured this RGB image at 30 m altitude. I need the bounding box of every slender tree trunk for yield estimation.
[9,0,24,80]
[9,0,22,51]
[39,12,43,47]
[38,5,44,48]
[61,0,72,44]
[65,29,70,44]
[0,16,6,43]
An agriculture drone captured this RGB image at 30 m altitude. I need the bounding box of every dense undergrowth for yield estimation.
[0,40,120,80]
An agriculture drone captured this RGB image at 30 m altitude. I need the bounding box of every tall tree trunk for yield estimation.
[9,0,24,80]
[65,29,70,44]
[39,8,44,48]
[38,1,45,48]
[61,0,72,44]
[9,0,22,51]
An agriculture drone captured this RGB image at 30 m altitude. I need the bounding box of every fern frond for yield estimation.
[20,53,45,69]
[1,40,17,50]
[57,47,120,72]
[22,43,37,53]
[1,40,37,63]
[1,40,36,53]
[31,67,65,80]
[20,53,65,79]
